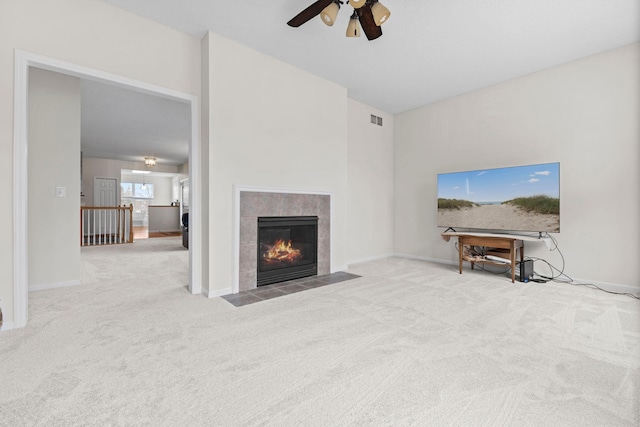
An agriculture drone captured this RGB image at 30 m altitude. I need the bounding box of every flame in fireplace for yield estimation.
[263,239,302,263]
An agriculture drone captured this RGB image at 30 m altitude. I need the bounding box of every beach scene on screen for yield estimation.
[437,163,560,232]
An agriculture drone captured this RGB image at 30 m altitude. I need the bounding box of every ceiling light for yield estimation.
[144,157,156,167]
[320,1,340,26]
[131,170,152,174]
[346,11,361,37]
[371,0,391,26]
[349,0,366,9]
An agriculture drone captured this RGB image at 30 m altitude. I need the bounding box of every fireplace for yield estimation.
[257,216,318,286]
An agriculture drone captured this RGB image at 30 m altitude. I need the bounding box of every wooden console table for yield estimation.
[442,233,524,283]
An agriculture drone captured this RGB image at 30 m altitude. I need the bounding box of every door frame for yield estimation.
[12,50,202,329]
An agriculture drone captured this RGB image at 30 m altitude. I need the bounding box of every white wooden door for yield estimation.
[94,177,118,206]
[89,177,119,238]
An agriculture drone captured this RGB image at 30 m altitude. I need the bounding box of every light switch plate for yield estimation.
[55,186,66,198]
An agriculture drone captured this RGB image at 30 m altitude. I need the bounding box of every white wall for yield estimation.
[83,157,179,206]
[347,99,395,263]
[204,32,349,295]
[82,157,180,206]
[0,0,200,325]
[394,43,639,290]
[28,68,81,290]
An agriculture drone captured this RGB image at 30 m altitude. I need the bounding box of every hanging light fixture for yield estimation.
[144,157,156,167]
[348,0,366,9]
[346,11,361,37]
[320,0,341,26]
[370,0,391,26]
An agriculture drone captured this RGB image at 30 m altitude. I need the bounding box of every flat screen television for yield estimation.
[437,162,560,233]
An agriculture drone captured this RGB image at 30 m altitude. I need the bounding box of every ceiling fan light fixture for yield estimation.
[320,1,340,26]
[371,0,391,26]
[287,0,387,40]
[346,11,361,37]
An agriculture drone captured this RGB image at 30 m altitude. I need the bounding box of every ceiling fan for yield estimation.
[287,0,391,41]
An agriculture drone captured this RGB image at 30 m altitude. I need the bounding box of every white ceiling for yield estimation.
[84,0,638,165]
[81,80,191,165]
[99,0,639,114]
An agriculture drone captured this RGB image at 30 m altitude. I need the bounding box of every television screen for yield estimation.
[437,162,560,233]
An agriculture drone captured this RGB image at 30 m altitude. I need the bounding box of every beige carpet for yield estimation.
[0,237,638,426]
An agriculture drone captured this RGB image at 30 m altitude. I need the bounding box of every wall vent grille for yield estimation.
[370,114,383,126]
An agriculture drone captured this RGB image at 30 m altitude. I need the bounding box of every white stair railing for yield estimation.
[81,204,134,246]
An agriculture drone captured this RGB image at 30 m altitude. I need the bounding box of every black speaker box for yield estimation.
[519,260,533,282]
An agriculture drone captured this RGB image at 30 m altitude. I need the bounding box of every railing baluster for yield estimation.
[81,209,84,246]
[118,207,122,243]
[128,206,132,242]
[100,209,104,245]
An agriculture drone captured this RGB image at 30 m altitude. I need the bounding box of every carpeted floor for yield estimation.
[0,237,638,426]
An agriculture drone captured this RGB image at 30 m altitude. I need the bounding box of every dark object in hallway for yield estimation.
[182,213,189,249]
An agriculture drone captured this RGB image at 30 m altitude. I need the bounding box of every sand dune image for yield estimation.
[437,163,560,232]
[438,204,559,232]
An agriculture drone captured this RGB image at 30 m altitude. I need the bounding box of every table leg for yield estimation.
[510,241,516,283]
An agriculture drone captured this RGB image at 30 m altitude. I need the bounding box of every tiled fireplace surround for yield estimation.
[238,191,331,292]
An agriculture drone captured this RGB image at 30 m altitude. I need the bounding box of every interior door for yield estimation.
[94,177,118,206]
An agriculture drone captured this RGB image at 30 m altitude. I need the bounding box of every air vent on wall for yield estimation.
[370,114,383,126]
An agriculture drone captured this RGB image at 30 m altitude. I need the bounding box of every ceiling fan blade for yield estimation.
[287,0,334,27]
[357,3,382,40]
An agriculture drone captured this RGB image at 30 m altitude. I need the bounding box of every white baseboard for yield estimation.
[29,280,81,292]
[203,287,233,298]
[346,253,395,267]
[392,253,457,266]
[331,264,349,273]
[570,277,639,296]
[0,320,16,332]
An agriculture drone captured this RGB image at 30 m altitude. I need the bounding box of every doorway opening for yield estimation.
[12,50,202,329]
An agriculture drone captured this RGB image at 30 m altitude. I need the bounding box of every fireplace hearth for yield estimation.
[257,216,318,286]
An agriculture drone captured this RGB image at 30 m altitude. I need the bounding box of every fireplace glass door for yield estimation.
[257,216,318,286]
